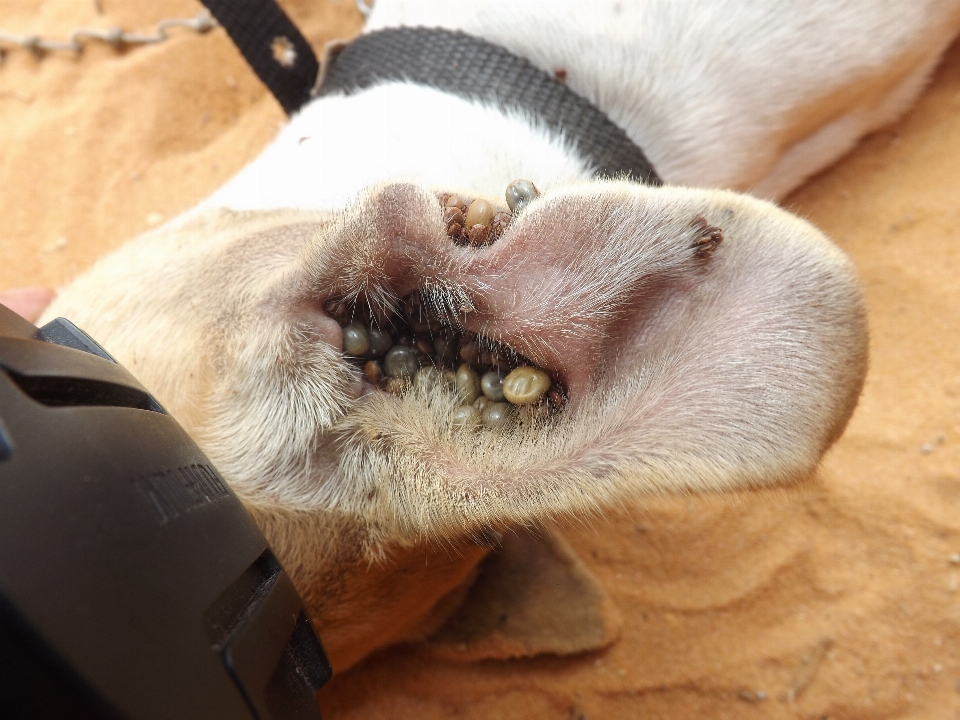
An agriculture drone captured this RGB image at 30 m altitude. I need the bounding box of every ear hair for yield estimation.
[267,181,867,546]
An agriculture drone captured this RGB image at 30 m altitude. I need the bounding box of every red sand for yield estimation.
[2,2,959,717]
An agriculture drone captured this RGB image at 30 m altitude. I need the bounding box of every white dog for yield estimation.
[19,0,960,671]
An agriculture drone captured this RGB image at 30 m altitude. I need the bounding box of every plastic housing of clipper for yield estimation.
[0,303,331,719]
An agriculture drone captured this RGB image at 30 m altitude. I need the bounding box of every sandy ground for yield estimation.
[2,2,960,718]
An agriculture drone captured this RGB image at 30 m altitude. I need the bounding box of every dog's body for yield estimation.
[206,0,960,211]
[38,0,960,671]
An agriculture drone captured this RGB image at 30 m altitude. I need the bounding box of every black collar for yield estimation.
[198,0,660,184]
[316,27,661,185]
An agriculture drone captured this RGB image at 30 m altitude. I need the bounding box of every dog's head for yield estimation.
[44,179,868,668]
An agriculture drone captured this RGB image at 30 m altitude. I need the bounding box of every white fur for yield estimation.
[202,85,592,213]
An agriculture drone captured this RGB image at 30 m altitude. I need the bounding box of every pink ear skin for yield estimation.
[309,181,865,500]
[446,199,727,399]
[0,287,55,324]
[321,184,820,406]
[314,183,734,402]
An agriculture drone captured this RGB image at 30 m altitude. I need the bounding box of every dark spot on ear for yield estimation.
[690,215,724,257]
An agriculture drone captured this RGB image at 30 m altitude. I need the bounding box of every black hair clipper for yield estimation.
[0,302,331,719]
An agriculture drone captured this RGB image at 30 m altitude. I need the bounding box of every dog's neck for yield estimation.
[315,27,660,185]
[200,0,759,214]
[203,4,670,214]
[360,0,709,189]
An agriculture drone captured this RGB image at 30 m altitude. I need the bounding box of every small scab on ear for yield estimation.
[690,215,724,257]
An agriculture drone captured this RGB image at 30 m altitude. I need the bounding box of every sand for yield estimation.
[2,2,959,717]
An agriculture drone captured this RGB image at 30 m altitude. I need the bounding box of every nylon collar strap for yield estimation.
[200,0,660,184]
[317,27,661,184]
[201,0,320,116]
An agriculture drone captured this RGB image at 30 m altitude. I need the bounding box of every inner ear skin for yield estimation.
[307,182,736,401]
[301,181,866,490]
[446,195,729,398]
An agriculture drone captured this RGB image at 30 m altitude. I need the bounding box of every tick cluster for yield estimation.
[324,179,567,428]
[440,178,540,246]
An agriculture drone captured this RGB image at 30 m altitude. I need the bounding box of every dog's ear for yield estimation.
[323,181,868,542]
[426,527,620,661]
